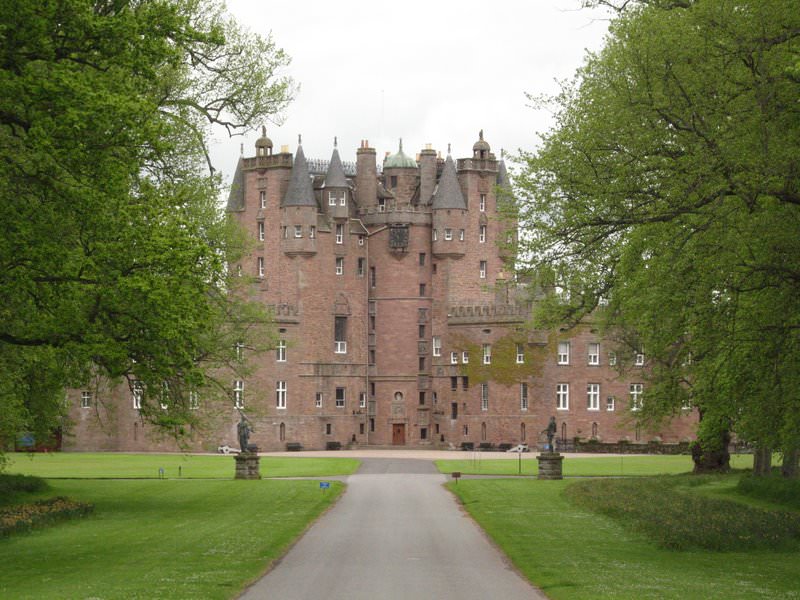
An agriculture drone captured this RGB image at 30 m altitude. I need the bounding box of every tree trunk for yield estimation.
[752,446,772,476]
[691,431,731,474]
[781,448,799,478]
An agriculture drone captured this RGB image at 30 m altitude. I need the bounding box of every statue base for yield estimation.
[234,448,261,480]
[536,452,564,480]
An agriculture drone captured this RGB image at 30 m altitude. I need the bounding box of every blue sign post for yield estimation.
[319,481,331,491]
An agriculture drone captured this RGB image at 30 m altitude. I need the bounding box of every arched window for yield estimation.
[520,422,526,441]
[591,422,598,439]
[279,422,286,442]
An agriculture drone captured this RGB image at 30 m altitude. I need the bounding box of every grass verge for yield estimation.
[5,452,359,478]
[448,478,800,599]
[0,478,343,599]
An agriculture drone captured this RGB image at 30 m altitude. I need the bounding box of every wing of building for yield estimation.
[65,131,697,452]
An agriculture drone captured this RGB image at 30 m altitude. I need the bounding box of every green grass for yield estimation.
[449,478,800,599]
[436,453,754,476]
[5,452,359,478]
[0,478,343,599]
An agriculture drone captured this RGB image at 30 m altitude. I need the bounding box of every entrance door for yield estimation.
[392,424,405,445]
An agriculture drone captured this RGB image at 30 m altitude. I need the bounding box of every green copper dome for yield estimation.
[384,138,417,169]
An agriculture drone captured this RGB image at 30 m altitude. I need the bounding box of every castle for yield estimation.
[65,130,696,452]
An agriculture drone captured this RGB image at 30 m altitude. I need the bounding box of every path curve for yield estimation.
[239,456,545,600]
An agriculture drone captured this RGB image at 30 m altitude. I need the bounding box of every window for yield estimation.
[481,383,489,411]
[259,190,266,208]
[419,392,425,406]
[132,382,143,410]
[516,343,525,364]
[335,223,344,244]
[335,257,344,275]
[462,376,469,390]
[479,194,486,211]
[420,427,427,440]
[276,380,287,409]
[450,376,458,391]
[587,383,600,411]
[479,261,487,279]
[258,222,265,241]
[479,225,486,243]
[235,341,244,361]
[276,339,286,362]
[360,392,367,409]
[326,423,332,435]
[635,351,645,366]
[419,253,426,266]
[189,391,199,410]
[432,336,441,357]
[257,257,265,278]
[450,351,458,365]
[315,392,323,408]
[233,380,244,409]
[432,229,437,241]
[557,383,569,410]
[282,226,288,239]
[357,257,365,277]
[419,283,426,297]
[557,341,570,365]
[309,226,316,239]
[390,175,397,188]
[520,383,529,411]
[81,391,92,408]
[606,395,615,411]
[334,316,347,353]
[459,229,464,241]
[444,228,453,241]
[482,343,491,365]
[419,356,426,370]
[630,383,643,410]
[418,324,425,338]
[358,235,364,245]
[451,402,458,419]
[462,351,469,364]
[294,225,302,238]
[588,343,600,365]
[335,387,345,408]
[609,352,617,366]
[370,267,376,288]
[378,198,385,212]
[328,191,337,206]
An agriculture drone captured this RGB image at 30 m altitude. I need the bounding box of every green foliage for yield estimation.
[0,479,341,599]
[0,496,93,538]
[738,473,800,511]
[0,1,294,448]
[515,0,800,464]
[565,476,800,551]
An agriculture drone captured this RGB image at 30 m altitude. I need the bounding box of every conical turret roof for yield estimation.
[282,142,316,207]
[324,140,348,188]
[226,157,245,211]
[431,154,466,210]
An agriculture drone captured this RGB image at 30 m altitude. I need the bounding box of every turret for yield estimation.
[383,139,418,206]
[280,136,318,256]
[431,149,466,258]
[324,138,351,220]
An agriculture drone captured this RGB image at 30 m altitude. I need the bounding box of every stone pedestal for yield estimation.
[234,448,261,480]
[536,452,564,480]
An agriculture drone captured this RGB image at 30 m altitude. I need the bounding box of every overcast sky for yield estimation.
[211,0,612,184]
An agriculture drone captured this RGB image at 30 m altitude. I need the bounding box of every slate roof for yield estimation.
[282,144,317,207]
[226,157,245,211]
[431,154,466,210]
[324,146,348,188]
[497,159,511,189]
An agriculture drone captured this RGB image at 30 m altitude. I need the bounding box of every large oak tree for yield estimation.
[515,0,800,473]
[0,0,292,450]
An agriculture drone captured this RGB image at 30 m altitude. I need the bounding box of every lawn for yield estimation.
[5,452,360,478]
[436,453,754,476]
[0,478,344,599]
[448,478,800,599]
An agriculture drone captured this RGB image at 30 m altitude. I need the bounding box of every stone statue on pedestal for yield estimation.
[237,412,253,453]
[543,416,557,452]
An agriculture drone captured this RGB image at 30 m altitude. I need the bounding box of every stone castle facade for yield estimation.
[65,130,696,452]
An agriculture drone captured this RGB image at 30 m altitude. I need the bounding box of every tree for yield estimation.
[0,0,293,451]
[514,0,800,474]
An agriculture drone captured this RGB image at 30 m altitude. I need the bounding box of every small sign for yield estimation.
[319,481,331,490]
[452,471,461,480]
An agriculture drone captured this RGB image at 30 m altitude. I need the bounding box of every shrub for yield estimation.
[0,474,49,501]
[737,473,800,511]
[0,496,94,537]
[565,476,800,551]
